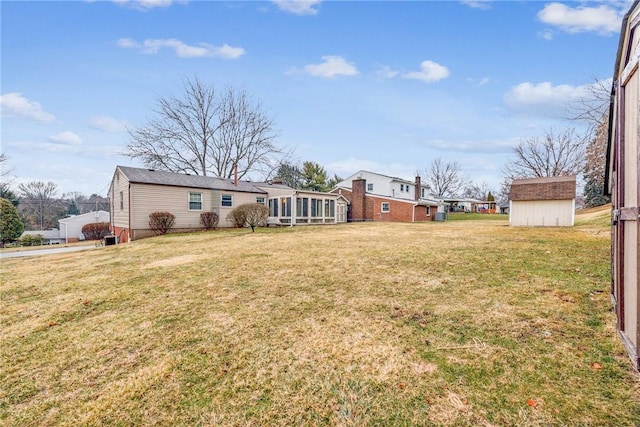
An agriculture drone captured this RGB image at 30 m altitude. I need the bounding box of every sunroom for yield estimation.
[265,190,348,226]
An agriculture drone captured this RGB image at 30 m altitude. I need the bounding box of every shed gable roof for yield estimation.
[509,176,576,201]
[116,166,268,194]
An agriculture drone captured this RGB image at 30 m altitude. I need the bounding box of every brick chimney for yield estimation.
[351,178,368,221]
[415,176,421,201]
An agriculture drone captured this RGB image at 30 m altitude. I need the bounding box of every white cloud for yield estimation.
[539,29,554,40]
[0,93,56,123]
[503,80,613,117]
[272,0,322,15]
[303,56,359,78]
[111,0,179,11]
[402,60,450,83]
[420,137,518,154]
[460,0,491,10]
[49,131,83,146]
[90,116,127,132]
[117,38,245,59]
[375,65,400,79]
[537,2,624,34]
[467,76,491,86]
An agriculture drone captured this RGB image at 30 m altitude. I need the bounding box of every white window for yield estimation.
[221,194,233,207]
[367,183,373,192]
[426,206,431,216]
[400,184,404,192]
[381,202,390,213]
[421,188,425,198]
[256,197,265,205]
[189,192,203,210]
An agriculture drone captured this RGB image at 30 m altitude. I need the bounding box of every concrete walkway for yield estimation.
[0,245,98,259]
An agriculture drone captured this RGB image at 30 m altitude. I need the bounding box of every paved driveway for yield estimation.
[0,245,97,259]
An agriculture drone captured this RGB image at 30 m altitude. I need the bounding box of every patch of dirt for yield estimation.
[144,254,209,269]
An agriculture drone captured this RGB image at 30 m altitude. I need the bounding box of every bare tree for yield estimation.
[463,181,492,200]
[502,128,587,181]
[18,181,63,230]
[567,77,611,136]
[425,158,467,197]
[126,76,283,179]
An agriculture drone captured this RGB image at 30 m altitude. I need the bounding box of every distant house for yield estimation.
[58,210,110,243]
[20,229,64,245]
[508,176,576,227]
[108,166,345,242]
[605,0,640,370]
[332,171,441,222]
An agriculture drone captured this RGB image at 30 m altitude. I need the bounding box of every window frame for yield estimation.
[256,196,266,205]
[188,192,203,211]
[381,202,390,213]
[367,183,374,192]
[221,194,233,208]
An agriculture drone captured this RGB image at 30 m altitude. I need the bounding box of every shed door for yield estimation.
[612,39,640,367]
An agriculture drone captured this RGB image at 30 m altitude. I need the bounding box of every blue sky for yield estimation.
[0,0,629,197]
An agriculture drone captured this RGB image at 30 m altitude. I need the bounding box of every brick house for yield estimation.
[332,172,440,222]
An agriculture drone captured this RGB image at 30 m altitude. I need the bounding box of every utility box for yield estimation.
[435,212,446,222]
[104,236,117,246]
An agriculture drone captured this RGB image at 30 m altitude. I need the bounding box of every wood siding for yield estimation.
[509,200,575,227]
[609,1,640,370]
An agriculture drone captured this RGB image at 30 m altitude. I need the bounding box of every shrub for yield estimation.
[227,203,269,232]
[0,197,24,247]
[200,211,219,230]
[19,234,43,247]
[149,211,176,235]
[81,222,111,240]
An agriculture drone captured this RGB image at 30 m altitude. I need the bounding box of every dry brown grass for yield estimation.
[2,210,639,426]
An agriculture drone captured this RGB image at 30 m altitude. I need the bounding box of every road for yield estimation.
[0,245,98,259]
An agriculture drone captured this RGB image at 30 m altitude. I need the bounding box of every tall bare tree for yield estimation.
[18,181,63,230]
[425,158,467,197]
[126,76,283,180]
[502,127,587,180]
[567,78,611,137]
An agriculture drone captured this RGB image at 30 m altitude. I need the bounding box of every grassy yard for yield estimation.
[2,208,639,426]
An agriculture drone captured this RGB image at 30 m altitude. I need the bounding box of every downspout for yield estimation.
[128,183,132,241]
[412,204,416,223]
[290,191,296,227]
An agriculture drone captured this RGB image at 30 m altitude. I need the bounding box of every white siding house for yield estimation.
[58,210,110,243]
[336,170,432,201]
[108,166,346,241]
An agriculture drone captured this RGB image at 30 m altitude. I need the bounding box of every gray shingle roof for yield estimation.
[117,166,268,194]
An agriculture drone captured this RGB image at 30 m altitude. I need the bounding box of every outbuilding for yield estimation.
[508,176,576,227]
[605,0,640,370]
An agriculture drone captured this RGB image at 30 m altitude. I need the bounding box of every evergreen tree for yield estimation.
[67,201,80,216]
[301,161,328,192]
[0,198,24,247]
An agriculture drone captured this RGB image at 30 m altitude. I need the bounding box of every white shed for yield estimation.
[58,210,110,243]
[508,176,576,227]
